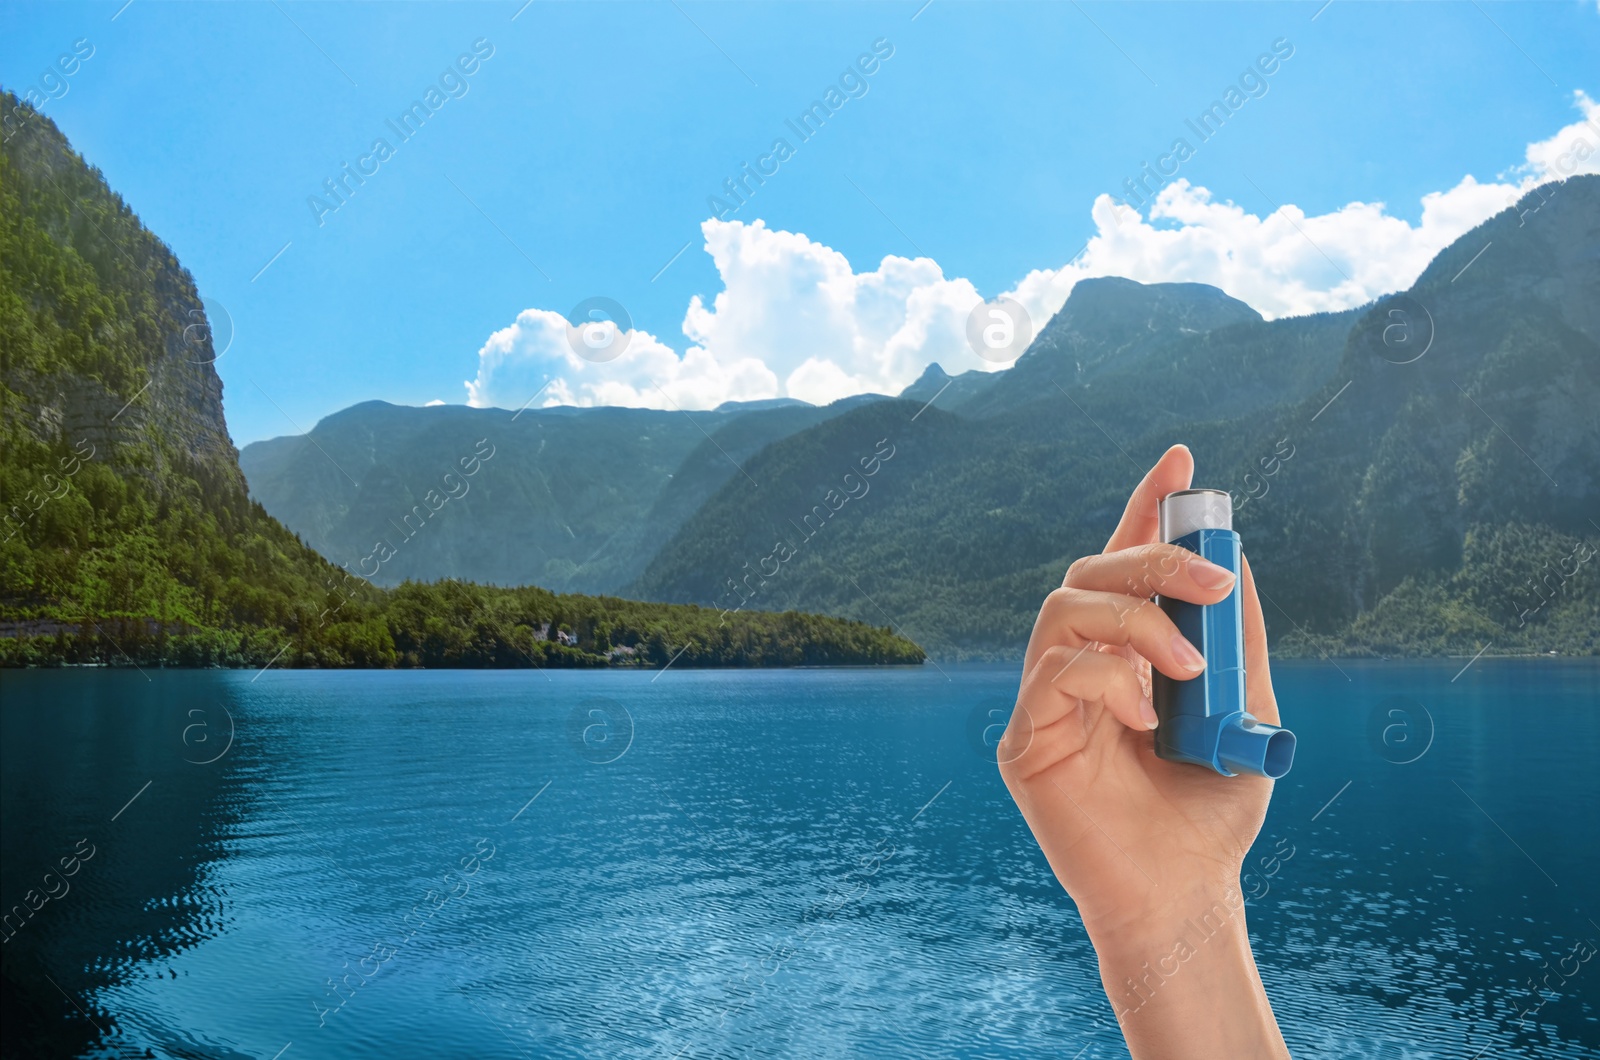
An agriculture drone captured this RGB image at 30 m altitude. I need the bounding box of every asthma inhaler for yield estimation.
[1151,489,1295,779]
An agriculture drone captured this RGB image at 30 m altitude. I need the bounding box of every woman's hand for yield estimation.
[998,444,1289,1058]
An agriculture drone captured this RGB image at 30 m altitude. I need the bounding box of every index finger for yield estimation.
[1104,444,1194,553]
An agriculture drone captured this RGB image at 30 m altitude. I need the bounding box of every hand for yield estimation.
[998,444,1289,1058]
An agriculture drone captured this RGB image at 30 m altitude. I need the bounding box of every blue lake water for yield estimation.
[1,661,1597,1058]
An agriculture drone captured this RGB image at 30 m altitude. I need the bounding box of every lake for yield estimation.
[1,661,1597,1058]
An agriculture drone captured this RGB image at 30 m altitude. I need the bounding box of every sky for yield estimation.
[3,1,1598,445]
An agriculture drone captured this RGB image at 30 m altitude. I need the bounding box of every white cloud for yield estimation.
[1519,89,1600,181]
[464,220,982,411]
[464,91,1599,411]
[1005,173,1524,322]
[1009,91,1599,323]
[464,305,778,412]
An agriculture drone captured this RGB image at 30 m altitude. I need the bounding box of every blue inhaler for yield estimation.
[1151,489,1295,779]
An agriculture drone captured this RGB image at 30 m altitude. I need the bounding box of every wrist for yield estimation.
[1080,873,1247,951]
[1083,877,1288,1059]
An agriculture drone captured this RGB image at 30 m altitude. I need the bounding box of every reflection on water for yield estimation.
[1,661,1596,1058]
[1,673,245,1057]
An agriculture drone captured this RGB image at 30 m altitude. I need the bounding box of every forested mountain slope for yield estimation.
[633,179,1599,658]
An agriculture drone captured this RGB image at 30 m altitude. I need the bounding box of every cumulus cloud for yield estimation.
[1006,91,1599,323]
[1005,173,1524,321]
[1519,89,1600,181]
[464,306,778,412]
[464,221,982,411]
[464,91,1600,411]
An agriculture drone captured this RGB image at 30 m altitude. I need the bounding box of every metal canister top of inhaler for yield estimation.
[1151,489,1296,779]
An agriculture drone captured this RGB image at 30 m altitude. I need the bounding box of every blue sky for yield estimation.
[3,1,1597,444]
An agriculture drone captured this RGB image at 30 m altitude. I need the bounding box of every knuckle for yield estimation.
[1037,644,1097,686]
[1063,555,1093,586]
[1044,585,1081,613]
[1040,643,1084,668]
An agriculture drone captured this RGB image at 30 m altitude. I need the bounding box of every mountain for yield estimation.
[714,397,812,412]
[0,92,925,669]
[622,274,1363,654]
[228,155,1598,661]
[896,362,998,409]
[241,280,1299,602]
[1,89,332,662]
[1231,177,1600,655]
[238,394,875,592]
[630,179,1600,658]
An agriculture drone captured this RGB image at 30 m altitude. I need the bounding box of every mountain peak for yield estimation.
[897,361,999,408]
[1027,275,1264,368]
[1052,276,1263,336]
[900,362,951,393]
[959,275,1265,416]
[713,397,812,412]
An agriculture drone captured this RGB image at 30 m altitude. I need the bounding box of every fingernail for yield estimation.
[1172,634,1206,673]
[1189,559,1236,590]
[1140,701,1159,729]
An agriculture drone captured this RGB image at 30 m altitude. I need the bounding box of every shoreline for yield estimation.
[5,654,1593,673]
